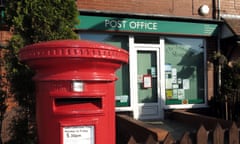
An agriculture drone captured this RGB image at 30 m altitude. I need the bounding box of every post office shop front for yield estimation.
[76,12,219,120]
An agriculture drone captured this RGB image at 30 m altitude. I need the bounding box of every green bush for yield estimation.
[3,0,79,143]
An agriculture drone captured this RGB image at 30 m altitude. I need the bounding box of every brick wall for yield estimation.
[209,0,240,16]
[77,0,240,19]
[0,30,12,48]
[0,29,12,82]
[221,0,240,15]
[0,30,13,111]
[77,0,213,18]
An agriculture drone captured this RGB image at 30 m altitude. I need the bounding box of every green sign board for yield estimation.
[76,15,218,36]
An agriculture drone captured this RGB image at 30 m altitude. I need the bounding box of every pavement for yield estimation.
[143,119,196,140]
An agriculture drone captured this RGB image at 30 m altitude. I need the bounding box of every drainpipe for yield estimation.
[215,0,228,120]
[216,0,221,93]
[217,0,221,20]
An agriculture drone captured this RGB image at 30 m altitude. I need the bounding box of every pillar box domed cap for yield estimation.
[19,40,129,63]
[18,40,129,81]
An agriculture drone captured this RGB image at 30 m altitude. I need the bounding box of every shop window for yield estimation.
[79,33,130,107]
[165,37,205,105]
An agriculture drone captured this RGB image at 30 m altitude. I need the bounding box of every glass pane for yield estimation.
[79,33,130,107]
[137,51,157,103]
[165,37,205,105]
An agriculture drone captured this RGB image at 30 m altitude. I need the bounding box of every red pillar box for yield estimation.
[19,40,129,144]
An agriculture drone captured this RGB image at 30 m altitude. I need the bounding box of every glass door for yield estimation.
[136,46,161,120]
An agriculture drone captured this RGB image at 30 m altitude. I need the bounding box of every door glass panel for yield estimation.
[137,51,158,103]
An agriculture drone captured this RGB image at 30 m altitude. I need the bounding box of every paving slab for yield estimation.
[143,119,196,140]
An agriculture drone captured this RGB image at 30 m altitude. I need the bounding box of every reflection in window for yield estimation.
[165,37,205,105]
[79,33,130,107]
[79,33,129,51]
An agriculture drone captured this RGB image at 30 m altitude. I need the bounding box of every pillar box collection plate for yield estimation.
[19,40,129,144]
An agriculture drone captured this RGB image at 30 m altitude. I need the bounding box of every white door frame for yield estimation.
[129,36,165,120]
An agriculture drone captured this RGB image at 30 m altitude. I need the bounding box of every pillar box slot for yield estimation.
[55,97,102,109]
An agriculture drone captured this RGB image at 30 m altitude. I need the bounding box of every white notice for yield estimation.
[72,81,84,92]
[143,75,152,88]
[63,126,94,144]
[183,79,190,90]
[172,68,177,83]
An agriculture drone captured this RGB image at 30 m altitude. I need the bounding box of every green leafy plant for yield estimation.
[210,51,240,121]
[0,57,7,144]
[3,0,79,143]
[6,0,79,44]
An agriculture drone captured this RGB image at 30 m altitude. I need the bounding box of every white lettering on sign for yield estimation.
[63,126,94,144]
[105,19,158,31]
[129,21,157,30]
[105,19,127,29]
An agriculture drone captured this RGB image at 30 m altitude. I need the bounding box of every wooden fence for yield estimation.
[116,114,170,144]
[168,122,240,144]
[117,114,240,144]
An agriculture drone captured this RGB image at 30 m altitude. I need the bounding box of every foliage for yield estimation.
[5,0,79,44]
[3,0,79,143]
[210,52,240,121]
[0,74,6,115]
[220,58,240,121]
[0,56,7,144]
[221,58,240,95]
[3,35,36,143]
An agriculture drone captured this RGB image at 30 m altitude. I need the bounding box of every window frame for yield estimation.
[162,37,208,109]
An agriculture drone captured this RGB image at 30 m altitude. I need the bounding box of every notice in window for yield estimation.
[63,126,94,144]
[172,68,177,83]
[143,75,152,88]
[177,89,185,100]
[183,79,190,90]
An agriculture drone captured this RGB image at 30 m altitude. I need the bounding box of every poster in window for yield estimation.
[183,79,190,90]
[172,89,178,99]
[177,89,185,100]
[143,75,152,88]
[172,68,177,83]
[166,89,173,99]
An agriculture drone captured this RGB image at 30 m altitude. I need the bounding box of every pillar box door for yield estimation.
[19,40,129,144]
